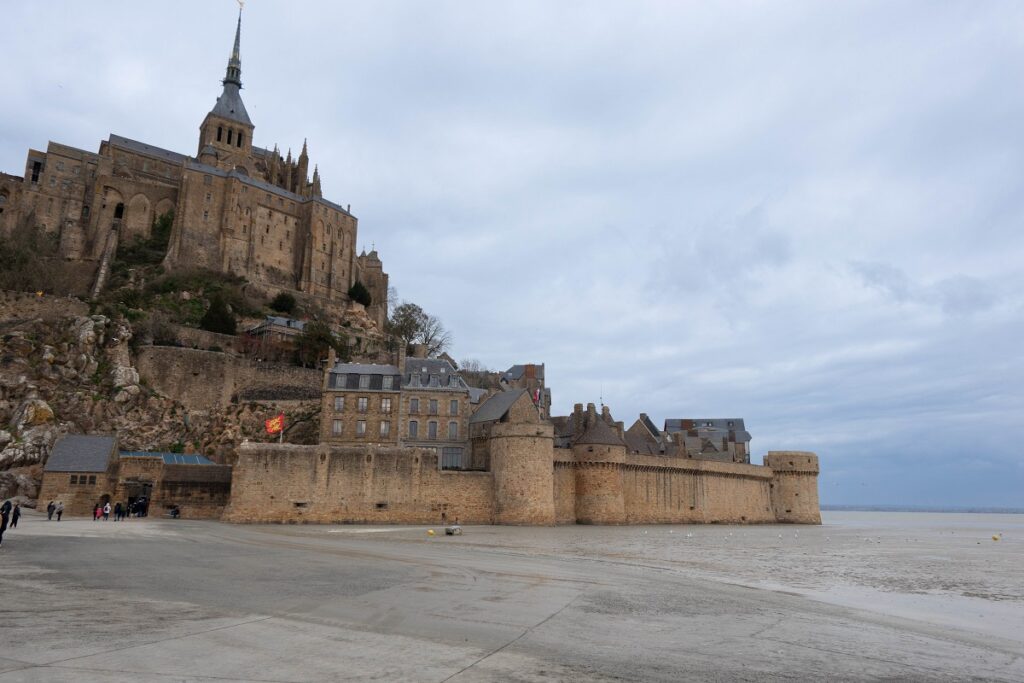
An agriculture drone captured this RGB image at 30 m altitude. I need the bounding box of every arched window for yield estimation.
[227,129,234,145]
[237,132,244,148]
[216,126,223,142]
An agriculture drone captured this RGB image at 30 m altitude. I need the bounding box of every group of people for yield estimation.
[1,500,22,547]
[44,501,65,521]
[89,499,148,521]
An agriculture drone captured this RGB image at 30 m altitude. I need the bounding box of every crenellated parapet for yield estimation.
[764,451,821,524]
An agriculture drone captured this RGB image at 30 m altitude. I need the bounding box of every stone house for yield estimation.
[320,363,403,445]
[401,358,472,469]
[663,418,752,463]
[37,434,118,516]
[37,435,231,518]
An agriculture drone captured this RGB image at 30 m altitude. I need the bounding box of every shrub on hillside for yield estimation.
[270,292,296,314]
[348,281,372,307]
[200,293,237,335]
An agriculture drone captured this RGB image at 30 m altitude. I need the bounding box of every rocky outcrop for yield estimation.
[0,303,321,499]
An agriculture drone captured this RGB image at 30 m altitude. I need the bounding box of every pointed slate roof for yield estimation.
[210,10,252,126]
[469,389,528,425]
[576,418,624,447]
[44,435,117,472]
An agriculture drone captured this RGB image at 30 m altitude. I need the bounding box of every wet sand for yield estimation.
[0,510,1020,681]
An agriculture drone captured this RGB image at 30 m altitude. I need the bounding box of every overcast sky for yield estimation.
[3,1,1022,507]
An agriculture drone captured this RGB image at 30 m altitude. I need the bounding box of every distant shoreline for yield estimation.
[823,505,1024,514]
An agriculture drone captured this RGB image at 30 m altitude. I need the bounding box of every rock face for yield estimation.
[0,303,321,500]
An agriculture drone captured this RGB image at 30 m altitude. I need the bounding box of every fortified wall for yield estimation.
[224,439,820,525]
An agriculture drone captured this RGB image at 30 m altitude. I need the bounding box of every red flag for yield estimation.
[265,413,285,434]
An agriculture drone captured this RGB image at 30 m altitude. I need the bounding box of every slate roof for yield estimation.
[120,452,216,465]
[328,363,402,391]
[108,134,190,165]
[404,358,469,392]
[664,418,751,443]
[45,435,117,472]
[501,364,544,382]
[210,82,252,126]
[468,387,488,404]
[469,389,527,425]
[248,316,306,334]
[576,418,625,447]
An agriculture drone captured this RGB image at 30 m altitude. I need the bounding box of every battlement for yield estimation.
[764,451,819,474]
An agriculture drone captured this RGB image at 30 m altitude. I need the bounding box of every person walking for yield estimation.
[55,501,64,521]
[10,504,20,529]
[103,502,111,521]
[93,504,100,521]
[0,500,11,548]
[114,501,123,521]
[47,501,55,520]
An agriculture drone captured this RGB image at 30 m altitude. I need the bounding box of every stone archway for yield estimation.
[124,193,152,242]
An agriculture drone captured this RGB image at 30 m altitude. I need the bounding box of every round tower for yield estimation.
[764,451,821,524]
[572,418,626,524]
[490,422,555,525]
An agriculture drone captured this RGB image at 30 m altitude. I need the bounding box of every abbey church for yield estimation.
[0,12,388,326]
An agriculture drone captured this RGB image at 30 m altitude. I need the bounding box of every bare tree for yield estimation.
[387,301,452,357]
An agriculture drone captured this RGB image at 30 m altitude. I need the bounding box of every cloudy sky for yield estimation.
[3,2,1022,507]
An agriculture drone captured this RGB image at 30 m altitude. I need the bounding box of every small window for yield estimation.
[217,126,223,142]
[333,396,344,411]
[57,161,65,171]
[448,421,458,440]
[357,397,368,413]
[69,475,78,484]
[88,475,96,485]
[410,398,419,414]
[428,421,438,440]
[81,206,90,218]
[204,175,212,186]
[205,192,212,201]
[237,132,244,148]
[429,399,438,415]
[380,420,391,437]
[332,419,343,436]
[203,210,209,221]
[382,376,393,390]
[450,399,458,416]
[409,420,418,438]
[49,176,56,187]
[358,375,370,389]
[381,398,392,413]
[356,420,366,436]
[31,161,42,183]
[227,129,234,145]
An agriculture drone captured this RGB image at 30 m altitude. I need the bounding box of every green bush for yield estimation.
[200,293,237,335]
[270,292,296,314]
[348,281,372,307]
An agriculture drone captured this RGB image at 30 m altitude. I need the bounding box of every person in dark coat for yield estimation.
[0,500,11,547]
[114,502,123,521]
[55,501,63,521]
[47,501,55,520]
[10,504,20,529]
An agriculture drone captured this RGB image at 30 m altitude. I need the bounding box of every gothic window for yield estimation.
[217,126,223,142]
[237,132,244,148]
[227,129,234,145]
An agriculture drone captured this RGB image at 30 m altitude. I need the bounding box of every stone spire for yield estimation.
[267,144,280,184]
[297,138,310,187]
[207,7,251,126]
[312,165,321,197]
[224,9,243,88]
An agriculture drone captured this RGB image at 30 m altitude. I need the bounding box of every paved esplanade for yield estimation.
[1,513,1021,681]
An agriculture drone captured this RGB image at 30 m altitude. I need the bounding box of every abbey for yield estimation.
[0,12,388,325]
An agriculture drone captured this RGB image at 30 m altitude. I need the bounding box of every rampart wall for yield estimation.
[134,346,321,409]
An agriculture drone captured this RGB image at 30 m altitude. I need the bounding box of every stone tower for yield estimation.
[572,404,626,524]
[197,9,255,170]
[764,451,821,524]
[490,421,556,525]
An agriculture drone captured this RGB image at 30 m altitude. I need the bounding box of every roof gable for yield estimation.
[45,435,117,472]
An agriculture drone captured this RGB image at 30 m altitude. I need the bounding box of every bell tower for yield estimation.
[198,7,255,171]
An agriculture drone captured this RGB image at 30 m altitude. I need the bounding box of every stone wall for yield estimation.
[764,451,821,524]
[0,290,89,322]
[36,470,112,517]
[134,346,321,410]
[552,463,576,524]
[491,423,554,525]
[223,443,495,524]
